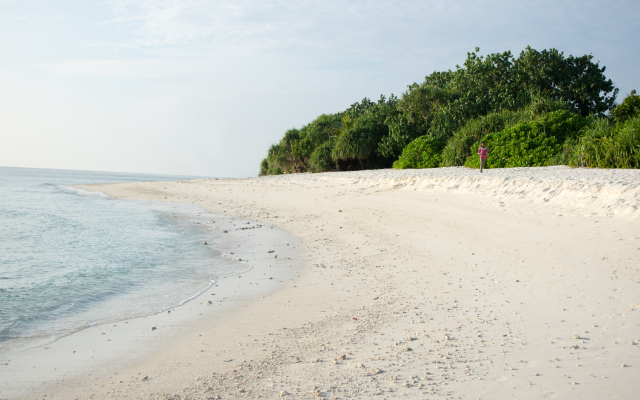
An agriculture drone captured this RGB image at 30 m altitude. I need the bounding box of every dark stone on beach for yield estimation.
[223,230,228,233]
[268,250,275,253]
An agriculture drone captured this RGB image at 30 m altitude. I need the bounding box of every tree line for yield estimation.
[260,46,639,175]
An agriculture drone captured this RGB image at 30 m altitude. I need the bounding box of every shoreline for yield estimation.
[7,166,640,399]
[1,199,302,399]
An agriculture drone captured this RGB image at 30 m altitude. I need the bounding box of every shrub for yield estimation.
[441,98,570,167]
[377,115,424,159]
[308,142,334,172]
[261,47,620,175]
[610,90,640,123]
[569,117,640,168]
[393,136,443,169]
[332,113,388,168]
[463,110,588,168]
[259,158,269,176]
[441,110,526,167]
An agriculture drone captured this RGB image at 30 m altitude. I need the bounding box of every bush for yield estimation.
[331,112,389,169]
[261,47,620,175]
[308,142,334,172]
[377,115,423,159]
[259,158,269,176]
[464,110,588,168]
[393,136,443,169]
[610,90,640,123]
[441,98,570,167]
[441,110,526,167]
[569,117,640,168]
[464,123,558,168]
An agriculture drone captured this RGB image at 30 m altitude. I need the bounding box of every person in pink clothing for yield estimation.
[477,141,488,172]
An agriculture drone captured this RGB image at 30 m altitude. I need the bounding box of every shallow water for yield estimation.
[0,167,245,351]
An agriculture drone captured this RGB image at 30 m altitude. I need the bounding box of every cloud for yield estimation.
[101,0,638,75]
[102,1,461,57]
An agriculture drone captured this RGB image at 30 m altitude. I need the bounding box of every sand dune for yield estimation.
[15,166,640,399]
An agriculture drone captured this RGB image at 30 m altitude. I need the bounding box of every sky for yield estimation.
[1,0,638,178]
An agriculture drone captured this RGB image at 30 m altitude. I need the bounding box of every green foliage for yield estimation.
[464,124,558,169]
[511,47,618,115]
[265,143,286,174]
[377,114,423,159]
[260,46,624,175]
[259,158,269,176]
[379,46,616,164]
[441,110,528,167]
[332,112,389,167]
[308,141,334,172]
[293,114,343,161]
[441,97,570,167]
[392,136,443,169]
[568,118,640,168]
[443,46,617,118]
[463,110,589,168]
[377,85,450,159]
[525,93,572,116]
[610,90,640,123]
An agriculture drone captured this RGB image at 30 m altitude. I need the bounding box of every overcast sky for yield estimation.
[1,0,638,177]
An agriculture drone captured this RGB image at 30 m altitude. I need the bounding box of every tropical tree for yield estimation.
[610,90,640,122]
[260,46,622,175]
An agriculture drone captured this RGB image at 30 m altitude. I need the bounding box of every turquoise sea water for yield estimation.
[0,166,244,351]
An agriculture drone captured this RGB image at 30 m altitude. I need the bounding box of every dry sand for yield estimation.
[8,166,640,399]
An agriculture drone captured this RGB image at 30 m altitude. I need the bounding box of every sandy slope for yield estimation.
[18,166,640,399]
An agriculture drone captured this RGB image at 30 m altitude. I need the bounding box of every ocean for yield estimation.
[0,166,247,352]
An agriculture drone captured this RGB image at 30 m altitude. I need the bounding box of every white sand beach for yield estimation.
[9,166,640,399]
